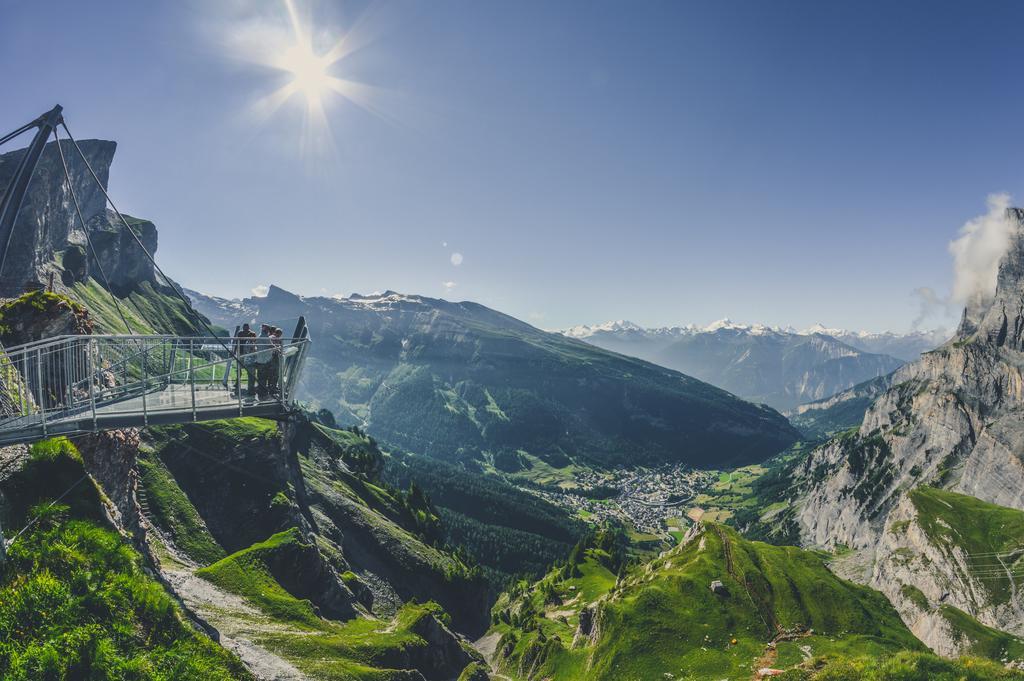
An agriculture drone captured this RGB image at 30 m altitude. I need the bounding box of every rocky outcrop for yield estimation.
[792,207,1024,654]
[85,211,159,295]
[77,429,144,538]
[257,528,360,621]
[0,139,164,304]
[0,290,92,346]
[457,662,492,681]
[0,140,127,294]
[572,602,603,649]
[0,139,111,295]
[399,610,478,680]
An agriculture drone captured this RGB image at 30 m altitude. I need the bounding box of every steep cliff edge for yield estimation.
[0,140,206,335]
[790,207,1024,655]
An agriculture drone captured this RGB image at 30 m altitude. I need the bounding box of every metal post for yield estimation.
[88,339,97,429]
[189,340,196,422]
[141,343,148,426]
[277,347,285,405]
[18,355,25,417]
[63,343,70,410]
[14,354,21,418]
[36,348,46,436]
[237,351,243,416]
[168,339,177,386]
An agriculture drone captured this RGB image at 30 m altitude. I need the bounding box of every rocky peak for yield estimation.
[957,207,1024,348]
[0,139,157,297]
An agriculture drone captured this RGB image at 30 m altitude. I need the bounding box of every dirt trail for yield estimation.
[473,632,516,680]
[151,536,308,681]
[748,629,812,680]
[750,644,778,679]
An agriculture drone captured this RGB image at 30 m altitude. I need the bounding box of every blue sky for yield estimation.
[2,0,1023,333]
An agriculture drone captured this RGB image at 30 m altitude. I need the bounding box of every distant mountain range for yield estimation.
[187,287,799,470]
[561,319,946,411]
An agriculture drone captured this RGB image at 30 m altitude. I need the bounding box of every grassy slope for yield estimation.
[911,487,1024,607]
[0,439,250,681]
[197,528,331,628]
[491,524,924,681]
[70,277,208,335]
[777,650,1024,680]
[140,416,483,676]
[197,529,461,680]
[136,448,225,565]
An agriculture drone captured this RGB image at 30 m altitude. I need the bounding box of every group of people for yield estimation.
[232,323,285,399]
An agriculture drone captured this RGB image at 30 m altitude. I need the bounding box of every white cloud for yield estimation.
[251,285,269,297]
[949,193,1015,308]
[450,252,463,266]
[443,281,456,291]
[442,241,448,247]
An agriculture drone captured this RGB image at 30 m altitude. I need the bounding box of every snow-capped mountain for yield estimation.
[799,325,949,362]
[559,319,931,411]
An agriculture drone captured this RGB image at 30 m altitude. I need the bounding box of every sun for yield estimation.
[227,0,391,155]
[279,42,333,105]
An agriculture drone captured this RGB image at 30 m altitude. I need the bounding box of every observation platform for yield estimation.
[0,319,310,447]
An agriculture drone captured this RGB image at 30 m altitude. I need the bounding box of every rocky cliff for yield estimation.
[0,140,158,295]
[790,207,1024,655]
[0,140,204,336]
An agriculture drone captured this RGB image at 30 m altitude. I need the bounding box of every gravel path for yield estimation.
[156,539,308,681]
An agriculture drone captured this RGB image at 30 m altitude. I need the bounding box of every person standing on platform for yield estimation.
[233,323,257,396]
[255,324,272,398]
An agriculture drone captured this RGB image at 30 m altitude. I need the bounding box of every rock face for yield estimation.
[0,139,160,297]
[791,207,1024,654]
[0,139,108,294]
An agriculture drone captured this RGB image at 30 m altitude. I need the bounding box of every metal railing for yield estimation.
[0,318,310,444]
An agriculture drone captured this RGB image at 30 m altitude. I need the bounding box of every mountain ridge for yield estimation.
[186,285,801,470]
[562,318,948,361]
[559,317,910,411]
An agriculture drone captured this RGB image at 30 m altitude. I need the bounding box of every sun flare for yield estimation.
[224,0,392,155]
[279,42,333,105]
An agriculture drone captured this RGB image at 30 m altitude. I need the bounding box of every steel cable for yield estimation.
[52,128,136,335]
[59,122,240,363]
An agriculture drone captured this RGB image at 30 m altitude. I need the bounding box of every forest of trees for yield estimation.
[383,451,586,583]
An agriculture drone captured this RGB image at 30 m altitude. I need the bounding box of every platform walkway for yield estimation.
[0,319,310,447]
